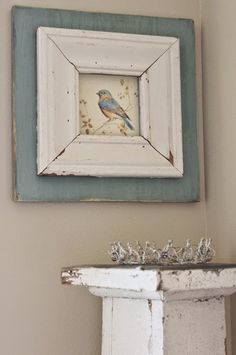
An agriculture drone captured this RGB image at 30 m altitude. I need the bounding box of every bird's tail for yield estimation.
[123,116,134,130]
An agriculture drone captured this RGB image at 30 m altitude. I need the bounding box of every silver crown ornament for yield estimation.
[108,238,215,265]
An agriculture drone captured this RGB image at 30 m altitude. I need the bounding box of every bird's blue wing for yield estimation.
[99,98,119,111]
[99,98,134,130]
[99,98,128,119]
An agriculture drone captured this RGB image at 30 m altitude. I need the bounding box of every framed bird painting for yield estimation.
[79,74,140,137]
[37,27,183,178]
[13,7,199,201]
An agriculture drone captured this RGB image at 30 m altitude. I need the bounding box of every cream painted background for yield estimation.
[202,0,236,352]
[0,0,234,354]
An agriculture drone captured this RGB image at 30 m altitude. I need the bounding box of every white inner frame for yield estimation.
[37,27,183,177]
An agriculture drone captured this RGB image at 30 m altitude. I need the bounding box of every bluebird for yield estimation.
[96,89,134,130]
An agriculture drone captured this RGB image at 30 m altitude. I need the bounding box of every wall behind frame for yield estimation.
[202,0,236,354]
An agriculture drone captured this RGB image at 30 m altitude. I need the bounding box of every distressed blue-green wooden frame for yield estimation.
[13,6,199,202]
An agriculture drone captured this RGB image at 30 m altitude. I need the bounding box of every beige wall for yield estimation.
[202,0,236,352]
[0,0,209,354]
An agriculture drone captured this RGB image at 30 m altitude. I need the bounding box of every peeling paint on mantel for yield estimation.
[61,263,236,299]
[61,264,236,354]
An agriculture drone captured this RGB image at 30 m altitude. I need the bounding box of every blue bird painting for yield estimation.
[96,89,134,131]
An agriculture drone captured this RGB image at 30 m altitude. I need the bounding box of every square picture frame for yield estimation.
[37,27,183,178]
[13,6,199,202]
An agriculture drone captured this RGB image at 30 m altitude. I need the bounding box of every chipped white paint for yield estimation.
[37,27,183,177]
[61,266,159,291]
[62,265,236,354]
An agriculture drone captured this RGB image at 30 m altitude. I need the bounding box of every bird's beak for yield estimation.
[96,92,99,96]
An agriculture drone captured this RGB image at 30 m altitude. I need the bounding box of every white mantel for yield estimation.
[62,264,236,355]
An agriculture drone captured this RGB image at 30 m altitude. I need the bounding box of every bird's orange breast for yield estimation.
[101,109,116,120]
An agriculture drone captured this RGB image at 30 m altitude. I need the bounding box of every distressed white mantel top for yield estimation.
[61,264,236,355]
[61,264,236,299]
